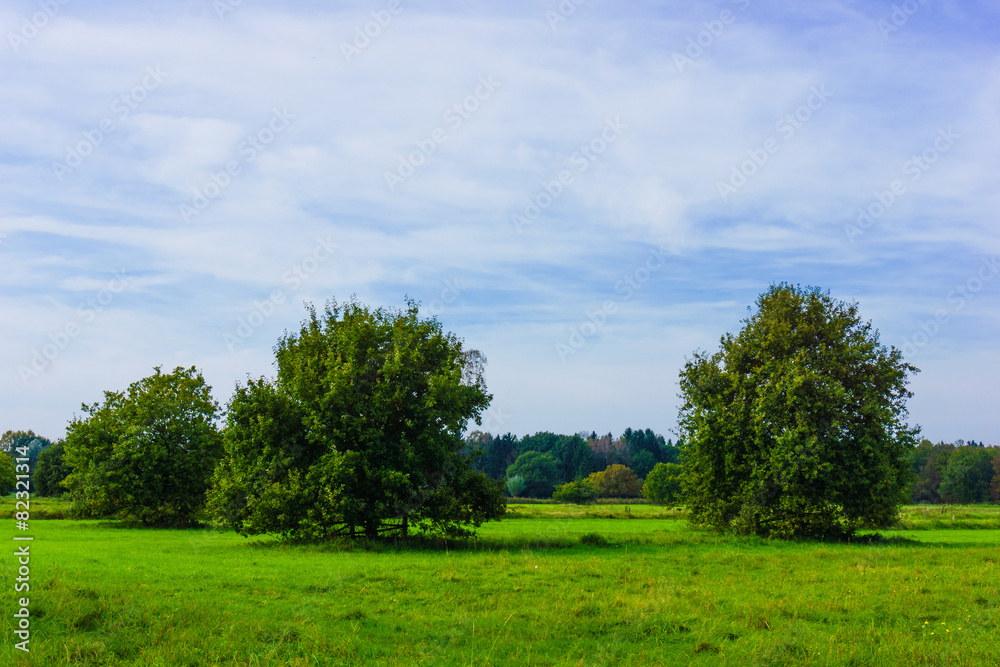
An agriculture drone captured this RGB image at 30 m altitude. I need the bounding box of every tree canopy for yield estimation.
[34,440,71,497]
[642,462,683,504]
[209,299,505,540]
[505,451,560,498]
[2,430,53,493]
[586,464,642,498]
[62,366,223,526]
[679,284,919,539]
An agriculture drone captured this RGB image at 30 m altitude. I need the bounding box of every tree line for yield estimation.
[3,285,999,542]
[464,428,680,499]
[907,439,1000,504]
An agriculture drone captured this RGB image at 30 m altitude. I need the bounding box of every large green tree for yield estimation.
[679,284,919,539]
[209,299,505,540]
[62,366,223,527]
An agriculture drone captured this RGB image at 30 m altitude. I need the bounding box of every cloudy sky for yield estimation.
[2,0,998,445]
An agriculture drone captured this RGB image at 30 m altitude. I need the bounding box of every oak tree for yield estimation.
[210,299,505,539]
[679,284,918,538]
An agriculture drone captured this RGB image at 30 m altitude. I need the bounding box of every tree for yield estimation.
[679,284,919,539]
[62,366,223,527]
[505,451,560,498]
[552,479,599,504]
[1,430,53,493]
[471,432,519,480]
[506,475,526,498]
[0,454,14,495]
[34,441,72,497]
[209,299,505,540]
[517,432,594,483]
[630,450,657,479]
[587,464,642,498]
[939,445,994,504]
[642,462,683,503]
[991,449,1000,503]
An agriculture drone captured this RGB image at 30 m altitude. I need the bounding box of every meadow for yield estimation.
[2,500,998,666]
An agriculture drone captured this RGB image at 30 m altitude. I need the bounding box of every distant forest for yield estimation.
[464,429,1000,503]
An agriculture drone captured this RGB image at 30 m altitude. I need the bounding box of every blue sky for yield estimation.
[2,0,998,444]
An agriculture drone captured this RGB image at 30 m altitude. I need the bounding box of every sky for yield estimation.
[1,0,998,445]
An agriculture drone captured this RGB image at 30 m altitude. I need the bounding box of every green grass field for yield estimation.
[2,502,999,665]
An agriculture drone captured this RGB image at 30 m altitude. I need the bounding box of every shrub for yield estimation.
[642,462,683,503]
[586,464,642,498]
[552,479,599,504]
[506,475,527,498]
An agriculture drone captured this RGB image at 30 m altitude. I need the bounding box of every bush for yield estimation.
[579,532,611,546]
[642,462,683,503]
[552,479,599,504]
[506,475,526,498]
[587,465,642,498]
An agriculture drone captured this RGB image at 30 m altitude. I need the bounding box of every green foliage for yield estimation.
[1,430,53,493]
[586,464,642,498]
[630,450,657,478]
[938,445,995,504]
[992,450,1000,502]
[0,454,15,494]
[642,462,683,503]
[471,432,519,480]
[552,479,599,504]
[679,284,919,539]
[505,474,526,498]
[517,432,593,483]
[907,440,998,504]
[506,451,560,498]
[62,366,223,527]
[34,440,72,497]
[209,299,505,540]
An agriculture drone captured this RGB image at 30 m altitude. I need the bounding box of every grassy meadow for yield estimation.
[2,500,999,666]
